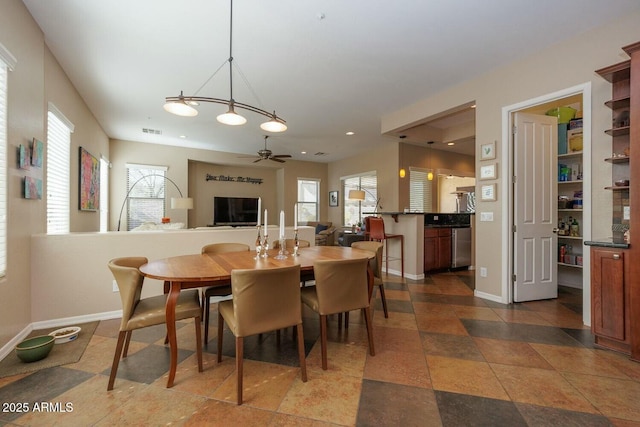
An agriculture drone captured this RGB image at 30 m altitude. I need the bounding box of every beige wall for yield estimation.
[382,12,640,299]
[109,139,328,230]
[0,0,108,348]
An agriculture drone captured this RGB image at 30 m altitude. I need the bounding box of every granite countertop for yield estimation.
[584,238,630,249]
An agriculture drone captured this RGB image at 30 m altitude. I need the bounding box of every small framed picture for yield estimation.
[480,141,496,160]
[481,184,496,201]
[480,163,497,180]
[329,190,339,207]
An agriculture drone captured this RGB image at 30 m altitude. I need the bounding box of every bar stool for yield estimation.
[367,216,404,278]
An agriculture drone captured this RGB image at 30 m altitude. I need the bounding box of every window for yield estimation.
[0,54,9,277]
[343,173,377,226]
[409,167,433,213]
[124,164,168,231]
[297,178,319,222]
[99,158,109,232]
[46,105,74,234]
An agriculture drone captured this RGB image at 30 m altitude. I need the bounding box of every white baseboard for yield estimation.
[0,310,123,361]
[474,289,506,304]
[382,268,424,281]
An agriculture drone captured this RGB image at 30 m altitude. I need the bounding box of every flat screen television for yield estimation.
[213,196,259,226]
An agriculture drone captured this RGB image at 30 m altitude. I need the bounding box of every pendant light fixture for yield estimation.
[427,141,434,181]
[163,0,287,132]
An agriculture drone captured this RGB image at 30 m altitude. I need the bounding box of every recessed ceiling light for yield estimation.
[301,151,307,154]
[447,142,455,146]
[179,135,187,139]
[346,131,355,136]
[471,104,476,108]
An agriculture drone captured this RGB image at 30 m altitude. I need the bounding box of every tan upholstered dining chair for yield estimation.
[107,257,203,390]
[300,257,375,370]
[217,265,307,405]
[201,243,251,344]
[351,241,388,318]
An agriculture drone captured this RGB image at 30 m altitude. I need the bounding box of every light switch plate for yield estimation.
[624,206,630,220]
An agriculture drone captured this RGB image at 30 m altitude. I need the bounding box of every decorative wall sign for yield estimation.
[480,141,496,160]
[31,138,44,168]
[480,163,497,180]
[206,173,263,184]
[329,190,339,207]
[79,147,100,211]
[481,183,497,201]
[24,176,42,199]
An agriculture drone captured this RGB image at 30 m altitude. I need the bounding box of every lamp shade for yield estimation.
[163,92,199,117]
[348,190,366,201]
[260,117,287,133]
[171,197,194,209]
[217,103,247,125]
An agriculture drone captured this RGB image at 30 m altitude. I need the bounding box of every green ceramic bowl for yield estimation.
[15,335,55,363]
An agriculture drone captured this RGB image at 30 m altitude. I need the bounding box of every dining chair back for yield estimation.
[107,257,202,390]
[300,257,375,370]
[201,242,250,344]
[217,265,307,404]
[351,241,388,317]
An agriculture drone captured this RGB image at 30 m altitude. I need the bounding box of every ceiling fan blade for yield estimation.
[253,158,263,163]
[269,157,285,163]
[272,154,292,158]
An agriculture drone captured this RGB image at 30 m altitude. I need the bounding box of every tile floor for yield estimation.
[1,271,640,426]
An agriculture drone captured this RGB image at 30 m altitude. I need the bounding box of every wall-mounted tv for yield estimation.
[213,196,259,226]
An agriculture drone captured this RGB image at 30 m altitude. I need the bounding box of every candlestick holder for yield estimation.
[254,226,262,260]
[293,229,300,256]
[261,234,269,257]
[274,237,287,259]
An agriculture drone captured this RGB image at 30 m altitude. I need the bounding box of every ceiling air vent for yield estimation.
[142,128,162,135]
[314,152,327,156]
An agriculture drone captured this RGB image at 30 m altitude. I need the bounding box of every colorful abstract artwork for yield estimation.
[79,147,100,211]
[24,176,42,199]
[31,138,44,168]
[19,144,30,169]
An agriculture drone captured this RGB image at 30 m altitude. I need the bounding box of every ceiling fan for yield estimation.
[241,136,292,163]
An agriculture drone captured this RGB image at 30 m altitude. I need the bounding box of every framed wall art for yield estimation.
[329,190,339,207]
[18,144,30,169]
[480,163,497,180]
[480,141,496,160]
[24,176,42,199]
[480,183,497,201]
[79,147,100,211]
[31,138,44,168]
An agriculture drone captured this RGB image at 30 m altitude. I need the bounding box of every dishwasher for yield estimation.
[451,227,472,269]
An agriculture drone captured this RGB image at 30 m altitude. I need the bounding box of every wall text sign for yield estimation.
[206,174,263,185]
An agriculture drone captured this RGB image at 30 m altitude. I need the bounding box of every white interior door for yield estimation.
[513,112,558,302]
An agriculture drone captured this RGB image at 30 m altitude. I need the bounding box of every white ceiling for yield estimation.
[22,0,640,163]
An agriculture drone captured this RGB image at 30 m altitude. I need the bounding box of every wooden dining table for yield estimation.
[139,245,374,387]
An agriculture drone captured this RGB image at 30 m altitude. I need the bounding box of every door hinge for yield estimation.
[512,124,517,135]
[512,274,517,282]
[512,175,517,183]
[512,225,517,233]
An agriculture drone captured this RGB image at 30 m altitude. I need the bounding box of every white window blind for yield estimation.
[342,174,377,226]
[409,167,433,213]
[47,108,72,234]
[99,158,109,232]
[0,62,8,277]
[125,165,167,230]
[297,179,319,222]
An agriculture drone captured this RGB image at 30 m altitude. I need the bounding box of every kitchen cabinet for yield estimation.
[591,247,630,353]
[424,227,451,272]
[591,41,640,361]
